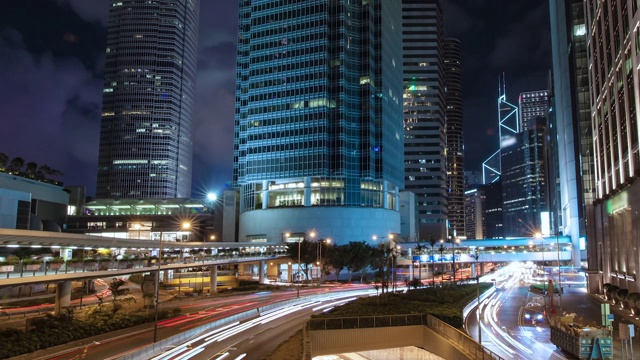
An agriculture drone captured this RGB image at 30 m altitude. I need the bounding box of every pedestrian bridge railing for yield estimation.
[306,313,503,360]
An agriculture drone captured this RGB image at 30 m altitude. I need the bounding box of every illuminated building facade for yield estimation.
[519,90,549,131]
[233,1,404,244]
[402,0,448,240]
[500,117,548,237]
[549,0,593,273]
[96,0,200,199]
[444,38,465,239]
[584,0,640,293]
[464,189,484,240]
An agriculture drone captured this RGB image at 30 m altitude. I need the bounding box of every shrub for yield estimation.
[128,274,144,285]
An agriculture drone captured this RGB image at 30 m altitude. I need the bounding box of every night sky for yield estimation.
[0,1,550,198]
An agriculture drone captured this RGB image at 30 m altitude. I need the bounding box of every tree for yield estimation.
[324,244,349,281]
[617,288,629,308]
[7,157,25,173]
[438,242,446,283]
[285,239,316,281]
[0,152,8,170]
[345,241,372,282]
[25,162,37,178]
[427,235,438,286]
[370,244,390,292]
[627,292,640,315]
[108,278,128,314]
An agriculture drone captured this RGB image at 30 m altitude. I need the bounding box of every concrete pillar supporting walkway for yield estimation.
[209,265,218,294]
[54,280,72,315]
[259,260,266,283]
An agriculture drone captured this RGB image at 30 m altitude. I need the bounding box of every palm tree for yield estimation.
[414,243,425,283]
[438,241,446,283]
[427,236,438,286]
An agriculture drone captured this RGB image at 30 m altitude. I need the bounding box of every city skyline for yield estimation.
[0,0,551,197]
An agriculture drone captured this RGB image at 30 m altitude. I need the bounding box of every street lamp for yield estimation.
[152,227,164,343]
[536,231,562,311]
[439,239,445,284]
[470,248,481,344]
[449,237,460,282]
[317,238,331,284]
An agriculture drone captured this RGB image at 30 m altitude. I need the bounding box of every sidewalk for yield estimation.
[554,282,640,359]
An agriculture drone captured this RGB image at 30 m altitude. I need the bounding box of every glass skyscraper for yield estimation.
[444,38,465,239]
[96,0,199,199]
[233,0,404,244]
[402,0,448,240]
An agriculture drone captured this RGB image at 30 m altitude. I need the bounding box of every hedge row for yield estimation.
[0,308,174,359]
[312,283,492,329]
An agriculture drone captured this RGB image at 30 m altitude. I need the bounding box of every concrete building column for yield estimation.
[262,180,269,209]
[383,181,389,209]
[304,177,311,206]
[55,280,72,316]
[259,260,266,283]
[287,263,293,282]
[209,265,218,294]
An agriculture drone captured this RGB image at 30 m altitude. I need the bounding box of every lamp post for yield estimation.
[450,237,460,282]
[152,228,164,343]
[555,232,562,309]
[470,248,481,344]
[439,239,445,284]
[536,231,562,311]
[317,238,330,284]
[373,234,395,291]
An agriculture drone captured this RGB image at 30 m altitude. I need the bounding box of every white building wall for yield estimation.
[239,207,401,246]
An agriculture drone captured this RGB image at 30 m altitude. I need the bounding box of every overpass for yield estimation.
[0,229,289,314]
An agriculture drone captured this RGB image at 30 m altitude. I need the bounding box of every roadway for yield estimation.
[150,293,370,360]
[36,284,372,360]
[466,262,640,360]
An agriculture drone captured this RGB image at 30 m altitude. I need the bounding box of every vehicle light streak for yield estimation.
[213,352,229,360]
[173,347,203,360]
[151,322,240,360]
[312,297,355,311]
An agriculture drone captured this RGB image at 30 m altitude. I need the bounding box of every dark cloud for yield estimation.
[442,0,551,171]
[0,26,102,187]
[58,0,109,26]
[0,0,550,195]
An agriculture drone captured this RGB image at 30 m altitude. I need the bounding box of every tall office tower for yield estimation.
[464,171,483,189]
[444,38,465,238]
[96,0,199,199]
[233,1,404,244]
[464,189,484,239]
[519,90,549,131]
[501,117,548,237]
[483,181,503,239]
[549,0,596,281]
[402,0,448,240]
[584,0,640,293]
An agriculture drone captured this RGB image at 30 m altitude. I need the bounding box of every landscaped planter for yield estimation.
[48,263,63,270]
[25,264,41,271]
[0,265,15,272]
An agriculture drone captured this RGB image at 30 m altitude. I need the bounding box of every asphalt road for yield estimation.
[42,285,371,360]
[151,292,372,360]
[467,263,640,360]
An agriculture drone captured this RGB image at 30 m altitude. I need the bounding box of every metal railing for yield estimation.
[307,313,504,360]
[0,254,285,280]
